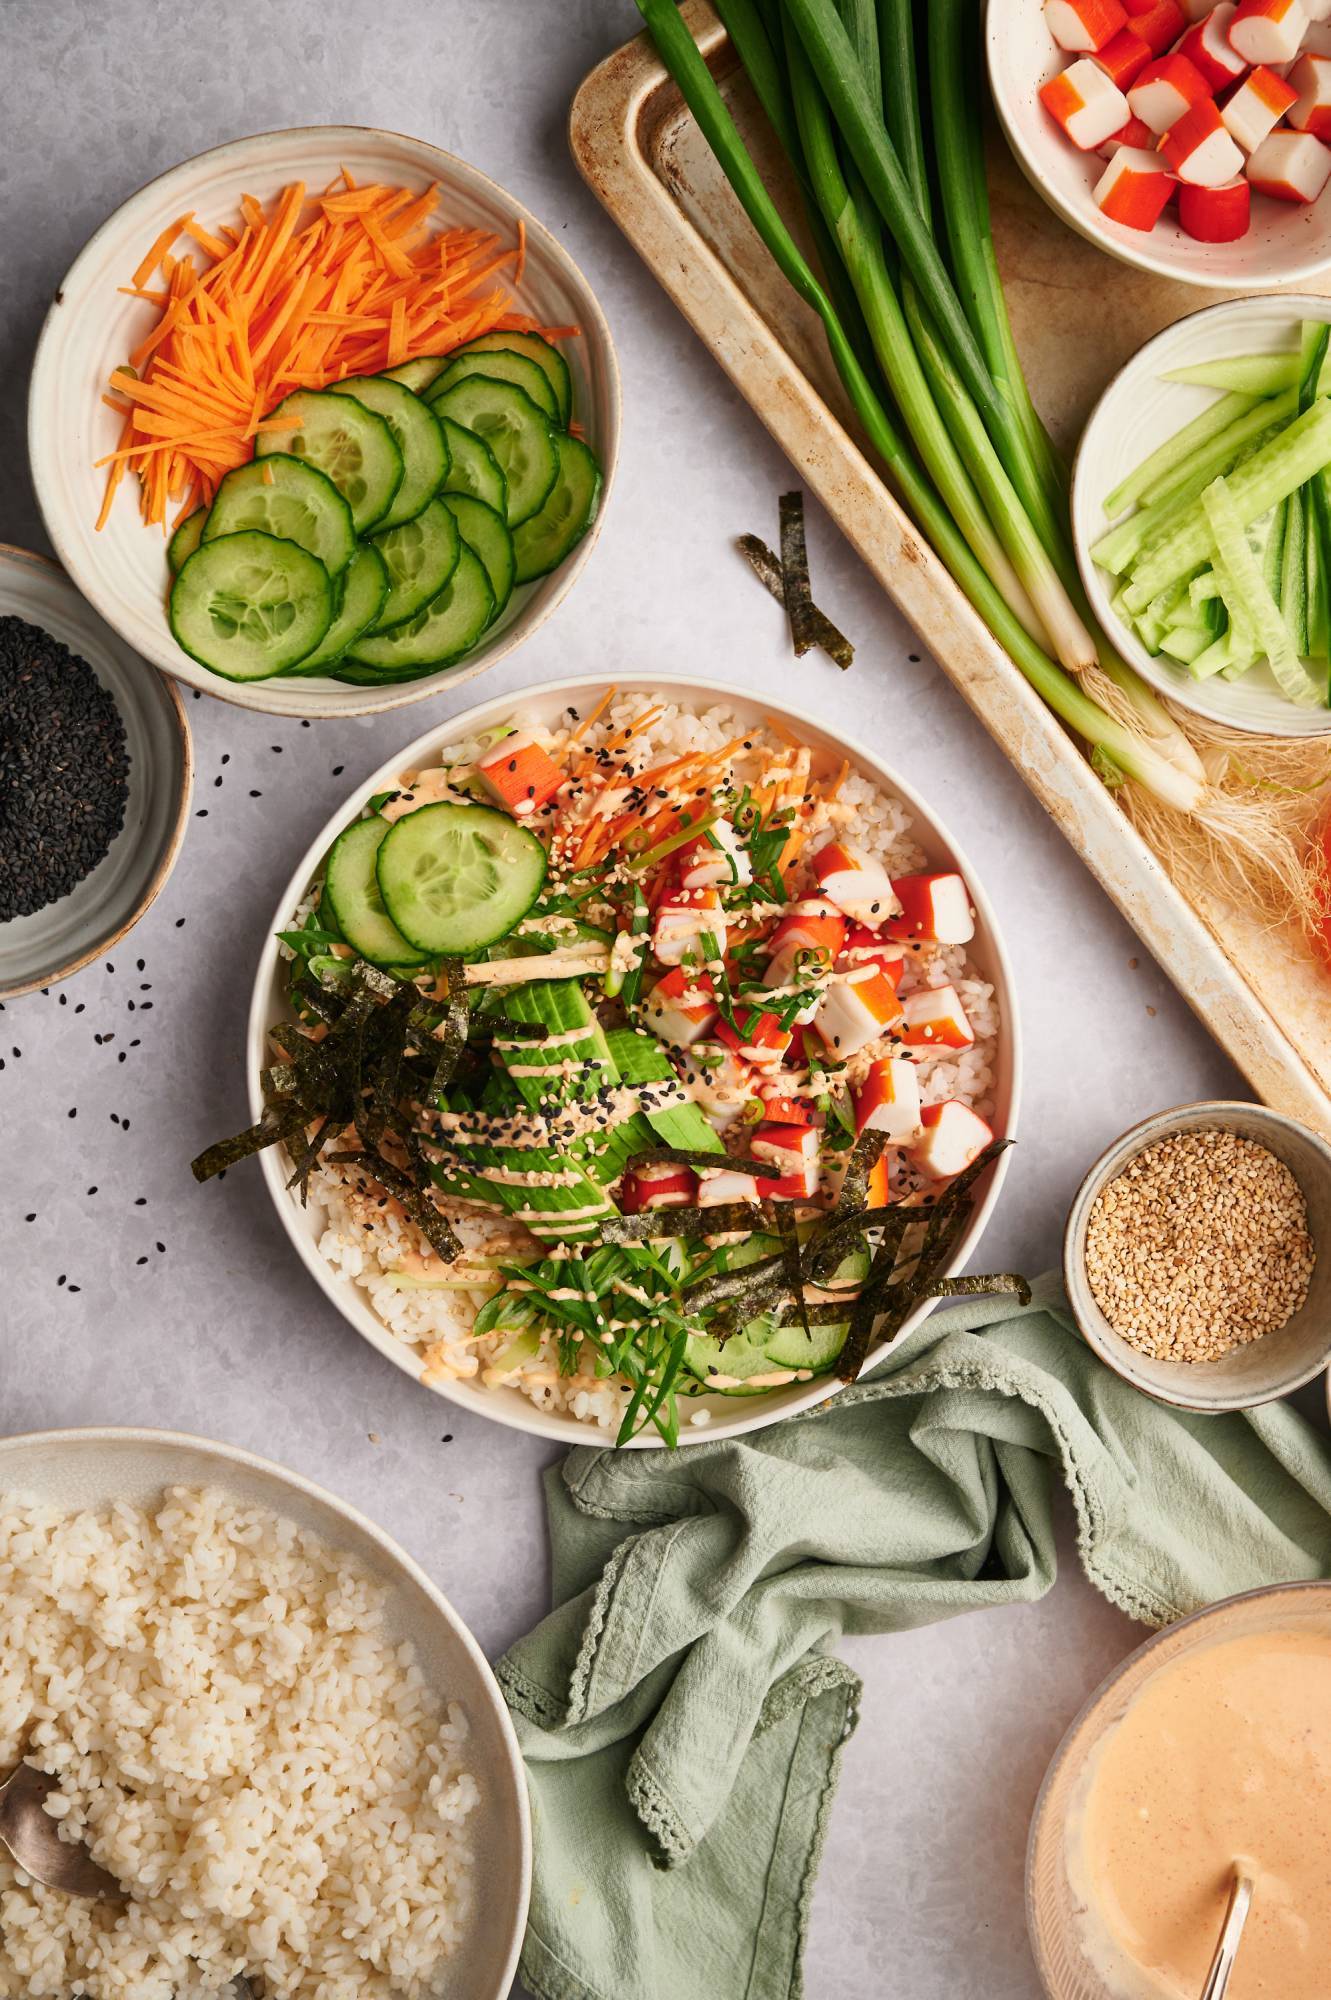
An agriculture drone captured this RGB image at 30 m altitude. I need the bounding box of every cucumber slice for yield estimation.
[369,497,461,630]
[256,389,403,533]
[438,415,507,515]
[449,332,573,425]
[430,348,560,422]
[761,1319,848,1373]
[204,454,356,576]
[168,508,206,574]
[331,659,441,687]
[324,817,429,967]
[347,545,494,671]
[285,544,390,675]
[430,378,557,527]
[439,493,515,621]
[335,376,448,531]
[376,801,548,955]
[169,530,332,682]
[512,434,602,584]
[681,1328,777,1395]
[383,355,449,395]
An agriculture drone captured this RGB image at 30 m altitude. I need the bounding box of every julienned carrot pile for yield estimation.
[98,173,569,532]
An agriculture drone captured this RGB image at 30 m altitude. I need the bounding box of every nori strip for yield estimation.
[425,959,470,1105]
[738,531,856,670]
[624,1145,786,1182]
[835,1234,903,1383]
[926,1273,1031,1304]
[600,1202,765,1243]
[682,1250,787,1318]
[774,1203,811,1339]
[191,1101,307,1183]
[326,1148,461,1264]
[285,1114,335,1205]
[779,491,855,668]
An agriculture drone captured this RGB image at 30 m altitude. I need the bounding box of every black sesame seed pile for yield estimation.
[0,616,129,921]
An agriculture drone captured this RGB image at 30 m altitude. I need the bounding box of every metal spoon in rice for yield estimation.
[0,1758,124,1901]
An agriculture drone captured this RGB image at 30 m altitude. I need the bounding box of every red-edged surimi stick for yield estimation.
[620,1163,697,1213]
[682,1044,753,1129]
[1094,27,1155,86]
[1247,126,1331,195]
[1128,51,1215,131]
[652,887,727,966]
[1229,0,1309,65]
[1041,58,1133,145]
[1044,0,1129,49]
[766,899,848,963]
[756,1083,812,1124]
[810,839,900,924]
[839,924,907,985]
[853,1058,924,1145]
[751,1119,821,1201]
[1095,146,1177,225]
[899,984,975,1051]
[1180,4,1248,87]
[813,966,904,1058]
[643,966,719,1048]
[1097,110,1159,151]
[1221,62,1299,147]
[864,1151,892,1209]
[696,1168,763,1207]
[716,1007,793,1068]
[1288,51,1331,138]
[475,732,564,817]
[1162,97,1246,181]
[677,818,752,890]
[885,873,976,945]
[1121,0,1188,51]
[1178,174,1252,234]
[908,1103,995,1182]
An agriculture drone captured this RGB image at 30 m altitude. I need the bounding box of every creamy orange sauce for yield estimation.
[1070,1628,1331,1999]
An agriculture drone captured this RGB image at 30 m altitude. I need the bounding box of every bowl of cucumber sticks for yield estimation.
[29,126,618,717]
[1072,294,1331,736]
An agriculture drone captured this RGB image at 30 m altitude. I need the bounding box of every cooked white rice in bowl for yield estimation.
[246,677,1019,1449]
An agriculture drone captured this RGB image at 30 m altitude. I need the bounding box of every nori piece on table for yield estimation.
[738,532,856,671]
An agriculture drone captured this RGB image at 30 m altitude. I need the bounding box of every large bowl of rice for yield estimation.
[0,1427,530,2000]
[246,675,1021,1448]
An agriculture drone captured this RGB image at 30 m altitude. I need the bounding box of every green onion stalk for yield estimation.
[635,0,1203,810]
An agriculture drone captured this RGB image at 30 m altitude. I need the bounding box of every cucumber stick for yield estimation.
[1093,397,1294,575]
[494,980,616,1110]
[1163,354,1299,397]
[602,1026,724,1154]
[1202,478,1320,704]
[1102,391,1257,519]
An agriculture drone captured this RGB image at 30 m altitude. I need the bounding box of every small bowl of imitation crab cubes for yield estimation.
[988,0,1331,287]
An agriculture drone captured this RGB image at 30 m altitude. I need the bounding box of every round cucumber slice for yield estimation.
[383,354,449,395]
[761,1319,848,1373]
[286,544,390,675]
[512,433,602,584]
[376,801,548,955]
[449,332,573,426]
[204,455,356,576]
[169,530,332,682]
[430,378,557,527]
[331,660,440,687]
[336,376,449,530]
[439,493,515,620]
[347,545,495,671]
[438,415,507,515]
[681,1328,779,1396]
[257,389,403,533]
[430,348,559,422]
[324,816,429,967]
[369,497,461,631]
[168,508,206,575]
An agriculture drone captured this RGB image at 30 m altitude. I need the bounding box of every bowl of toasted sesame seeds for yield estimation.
[1064,1102,1331,1415]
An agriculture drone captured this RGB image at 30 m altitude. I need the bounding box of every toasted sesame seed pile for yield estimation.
[1084,1127,1315,1364]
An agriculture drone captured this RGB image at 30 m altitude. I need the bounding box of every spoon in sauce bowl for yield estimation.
[1200,1867,1255,2000]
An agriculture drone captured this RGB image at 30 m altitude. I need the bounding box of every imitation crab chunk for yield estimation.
[475,732,565,818]
[653,889,728,967]
[908,1102,994,1182]
[899,983,975,1051]
[620,1163,697,1213]
[886,873,976,945]
[696,1167,763,1206]
[853,1057,925,1145]
[813,966,905,1059]
[644,967,719,1049]
[677,818,753,890]
[810,840,901,925]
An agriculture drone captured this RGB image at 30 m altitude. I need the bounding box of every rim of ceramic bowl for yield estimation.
[1025,1576,1331,2000]
[985,6,1331,292]
[0,1422,533,2000]
[1071,292,1331,738]
[0,543,194,1000]
[28,123,621,720]
[1063,1098,1331,1413]
[243,670,1023,1449]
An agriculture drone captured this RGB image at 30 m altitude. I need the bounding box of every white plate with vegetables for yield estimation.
[1073,293,1331,734]
[213,675,1019,1450]
[29,126,618,718]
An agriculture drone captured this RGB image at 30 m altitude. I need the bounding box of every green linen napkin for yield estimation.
[497,1275,1331,2000]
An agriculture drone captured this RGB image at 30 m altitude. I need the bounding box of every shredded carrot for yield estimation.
[99,172,580,532]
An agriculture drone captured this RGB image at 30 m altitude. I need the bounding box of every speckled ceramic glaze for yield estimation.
[1064,1100,1331,1413]
[29,126,619,719]
[0,545,191,999]
[0,1425,531,2000]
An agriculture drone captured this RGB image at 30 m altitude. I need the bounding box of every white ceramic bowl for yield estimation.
[987,0,1331,291]
[0,543,191,998]
[245,672,1021,1449]
[29,126,619,720]
[1073,293,1331,735]
[0,1424,531,2000]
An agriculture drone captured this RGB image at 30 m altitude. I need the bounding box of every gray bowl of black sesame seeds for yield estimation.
[1064,1101,1331,1414]
[0,546,191,998]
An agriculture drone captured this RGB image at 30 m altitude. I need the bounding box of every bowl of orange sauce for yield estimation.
[1027,1582,1331,2000]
